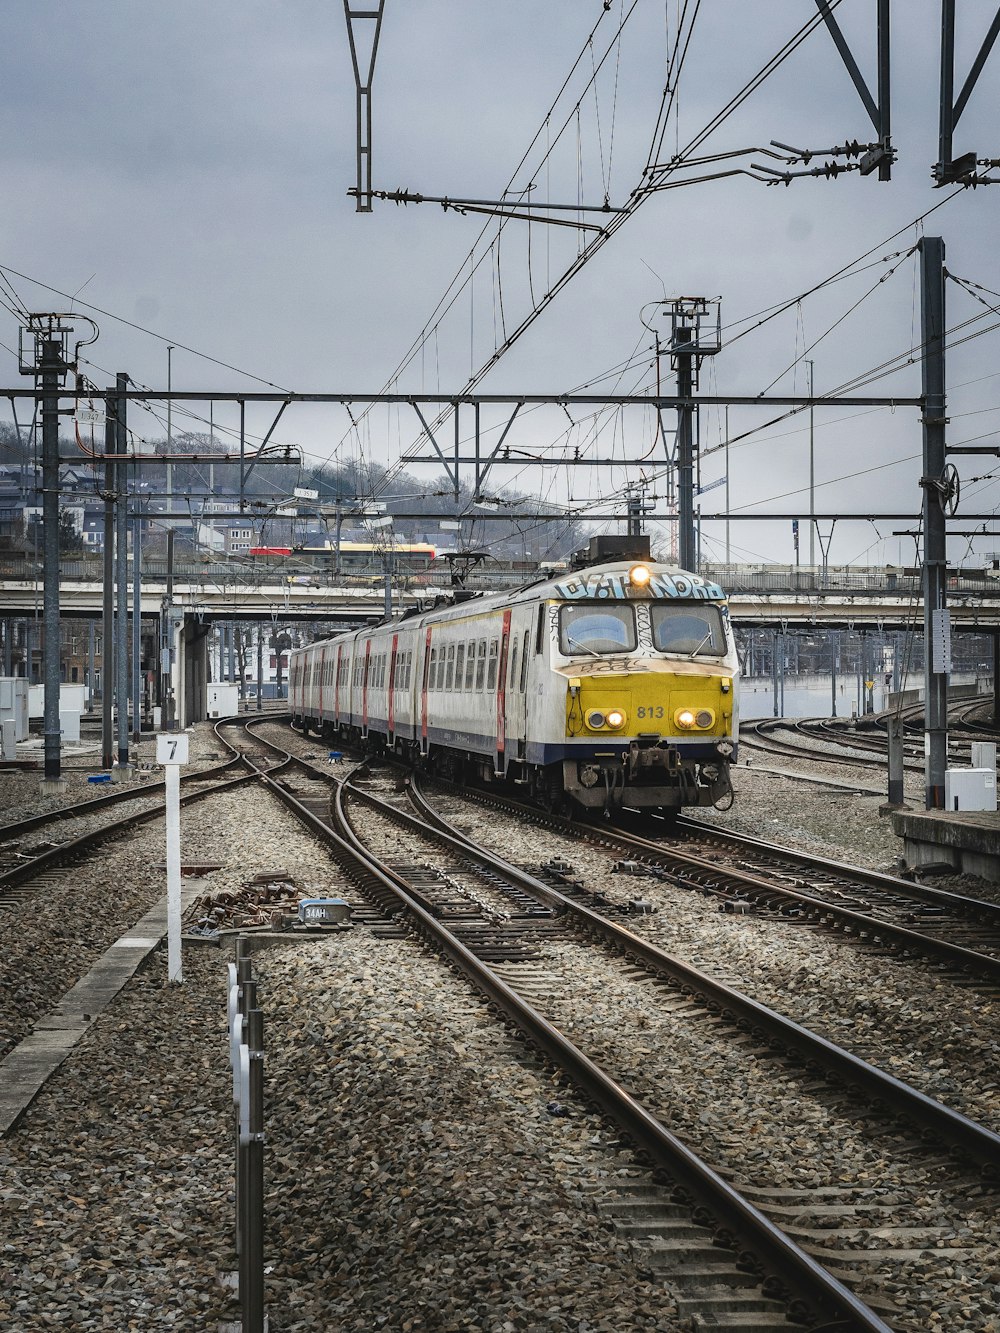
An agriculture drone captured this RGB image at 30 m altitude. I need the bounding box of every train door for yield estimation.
[505,618,530,760]
[361,639,372,735]
[317,646,327,724]
[334,645,342,725]
[388,633,399,744]
[495,609,511,773]
[420,627,432,757]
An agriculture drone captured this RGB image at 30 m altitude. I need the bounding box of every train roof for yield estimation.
[292,560,728,652]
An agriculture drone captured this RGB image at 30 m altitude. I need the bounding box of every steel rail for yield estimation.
[250,758,895,1331]
[0,718,288,896]
[0,754,243,844]
[669,813,1000,923]
[440,782,1000,980]
[397,778,1000,1172]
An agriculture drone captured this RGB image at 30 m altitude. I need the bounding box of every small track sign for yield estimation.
[157,732,189,765]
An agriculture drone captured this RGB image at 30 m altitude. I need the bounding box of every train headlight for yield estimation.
[586,707,626,731]
[629,563,651,588]
[674,707,716,730]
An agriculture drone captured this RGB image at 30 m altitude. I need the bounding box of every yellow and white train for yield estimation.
[289,552,739,817]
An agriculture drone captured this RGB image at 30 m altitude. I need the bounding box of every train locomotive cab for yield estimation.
[539,559,739,817]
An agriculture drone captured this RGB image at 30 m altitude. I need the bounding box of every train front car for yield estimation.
[538,559,739,817]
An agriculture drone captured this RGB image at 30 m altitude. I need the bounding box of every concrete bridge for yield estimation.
[1,559,998,631]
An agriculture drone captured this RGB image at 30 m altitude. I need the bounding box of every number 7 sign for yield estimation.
[156,733,189,765]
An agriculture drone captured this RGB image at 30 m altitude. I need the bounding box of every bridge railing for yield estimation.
[1,555,998,599]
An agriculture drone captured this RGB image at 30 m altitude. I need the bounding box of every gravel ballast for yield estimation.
[3,717,998,1330]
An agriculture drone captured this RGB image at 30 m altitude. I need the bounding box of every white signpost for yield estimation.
[157,731,189,983]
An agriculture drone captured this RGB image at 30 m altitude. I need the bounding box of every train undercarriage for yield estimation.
[298,715,733,821]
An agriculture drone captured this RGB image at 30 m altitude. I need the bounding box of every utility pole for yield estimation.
[131,478,142,745]
[114,374,130,771]
[807,359,816,567]
[39,331,65,786]
[162,529,176,729]
[675,326,695,572]
[102,396,116,767]
[920,236,950,809]
[166,345,174,516]
[668,298,720,573]
[724,406,731,566]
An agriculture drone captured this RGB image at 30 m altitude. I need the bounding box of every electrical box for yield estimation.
[0,677,29,741]
[28,682,86,721]
[207,682,241,719]
[944,768,997,813]
[971,742,997,773]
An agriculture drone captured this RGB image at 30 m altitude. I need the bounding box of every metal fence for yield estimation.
[228,939,265,1332]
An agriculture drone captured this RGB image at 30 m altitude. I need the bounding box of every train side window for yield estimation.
[520,630,530,691]
[475,640,487,690]
[464,644,476,690]
[508,638,519,690]
[535,603,547,654]
[445,644,455,691]
[455,644,465,691]
[487,638,498,691]
[429,647,438,691]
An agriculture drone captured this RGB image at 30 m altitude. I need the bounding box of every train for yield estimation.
[289,539,740,818]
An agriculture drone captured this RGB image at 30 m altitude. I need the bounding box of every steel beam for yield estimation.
[920,237,948,809]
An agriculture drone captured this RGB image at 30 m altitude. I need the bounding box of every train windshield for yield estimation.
[559,604,637,655]
[651,604,725,656]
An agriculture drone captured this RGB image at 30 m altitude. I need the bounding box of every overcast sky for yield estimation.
[1,1,997,567]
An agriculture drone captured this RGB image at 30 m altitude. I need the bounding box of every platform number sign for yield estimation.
[157,732,189,766]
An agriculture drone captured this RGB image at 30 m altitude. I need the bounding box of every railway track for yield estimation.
[741,697,998,776]
[0,718,288,909]
[238,725,1000,1330]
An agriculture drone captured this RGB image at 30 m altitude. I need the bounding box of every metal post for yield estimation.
[676,327,696,571]
[243,1006,265,1333]
[887,715,905,806]
[938,0,956,176]
[2,620,11,676]
[772,631,779,718]
[40,336,62,785]
[256,630,263,711]
[830,629,838,719]
[807,360,815,567]
[87,619,95,713]
[166,345,174,515]
[162,530,175,729]
[115,374,130,770]
[724,406,731,566]
[165,761,182,983]
[132,486,142,744]
[920,237,948,809]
